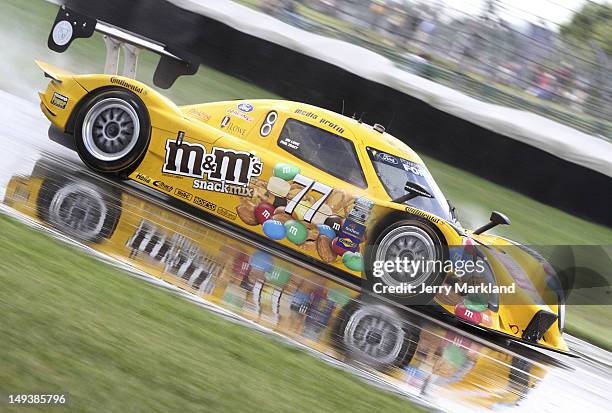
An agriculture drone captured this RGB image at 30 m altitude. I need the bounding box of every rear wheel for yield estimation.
[37,178,121,243]
[74,89,150,176]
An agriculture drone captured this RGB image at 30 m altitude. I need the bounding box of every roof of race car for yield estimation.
[184,99,425,165]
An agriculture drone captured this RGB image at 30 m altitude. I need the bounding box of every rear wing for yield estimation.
[47,5,199,88]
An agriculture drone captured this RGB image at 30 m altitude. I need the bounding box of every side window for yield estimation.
[277,119,367,188]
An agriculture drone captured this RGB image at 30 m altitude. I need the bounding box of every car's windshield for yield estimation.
[367,147,455,222]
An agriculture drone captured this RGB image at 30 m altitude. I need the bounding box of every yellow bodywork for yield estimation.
[34,61,568,352]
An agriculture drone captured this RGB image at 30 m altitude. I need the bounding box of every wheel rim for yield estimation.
[48,183,107,240]
[82,98,140,162]
[375,226,437,288]
[343,306,405,366]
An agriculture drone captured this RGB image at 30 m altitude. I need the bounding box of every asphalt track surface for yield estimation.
[1,90,611,412]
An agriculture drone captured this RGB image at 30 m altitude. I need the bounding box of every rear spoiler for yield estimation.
[47,5,199,88]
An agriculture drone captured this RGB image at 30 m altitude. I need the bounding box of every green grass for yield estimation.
[0,214,424,413]
[564,306,612,350]
[422,155,612,245]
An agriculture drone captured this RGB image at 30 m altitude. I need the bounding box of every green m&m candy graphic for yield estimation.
[328,288,351,307]
[442,344,467,367]
[464,293,488,312]
[265,267,291,286]
[273,163,300,181]
[284,220,307,245]
[342,251,364,272]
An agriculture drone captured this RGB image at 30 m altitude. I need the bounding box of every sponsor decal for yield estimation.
[278,136,300,150]
[174,187,193,201]
[218,206,237,220]
[342,221,366,239]
[226,108,253,122]
[224,121,247,137]
[153,180,173,192]
[336,235,359,250]
[110,77,144,94]
[401,159,423,176]
[294,108,318,119]
[162,139,262,196]
[11,184,30,202]
[186,108,212,122]
[221,116,230,128]
[238,102,254,113]
[405,205,440,224]
[193,180,254,197]
[319,118,345,134]
[135,172,151,184]
[193,196,216,212]
[126,220,219,292]
[52,20,73,46]
[50,92,68,109]
[376,152,398,165]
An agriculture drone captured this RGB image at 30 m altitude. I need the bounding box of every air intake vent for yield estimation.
[522,310,557,342]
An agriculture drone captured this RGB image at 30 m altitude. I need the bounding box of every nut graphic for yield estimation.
[301,240,316,251]
[272,212,293,223]
[303,194,316,205]
[316,235,337,263]
[325,189,346,212]
[252,186,275,205]
[311,203,332,225]
[236,202,259,226]
[306,225,319,241]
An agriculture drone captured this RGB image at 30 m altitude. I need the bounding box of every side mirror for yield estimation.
[393,181,433,204]
[473,211,511,235]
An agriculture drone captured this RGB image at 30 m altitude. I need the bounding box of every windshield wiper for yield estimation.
[447,199,458,222]
[392,181,433,204]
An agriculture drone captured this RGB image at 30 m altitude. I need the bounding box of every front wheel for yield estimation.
[365,219,447,305]
[332,300,420,369]
[74,88,150,176]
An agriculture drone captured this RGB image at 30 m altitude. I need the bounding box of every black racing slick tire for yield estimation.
[332,299,420,370]
[73,88,150,176]
[37,177,121,244]
[365,219,447,305]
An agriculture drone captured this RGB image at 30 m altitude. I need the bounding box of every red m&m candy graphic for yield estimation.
[255,202,275,224]
[454,304,482,324]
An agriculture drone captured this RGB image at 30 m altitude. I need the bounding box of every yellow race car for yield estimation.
[34,6,569,352]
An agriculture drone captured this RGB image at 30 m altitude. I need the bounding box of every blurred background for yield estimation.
[241,0,612,140]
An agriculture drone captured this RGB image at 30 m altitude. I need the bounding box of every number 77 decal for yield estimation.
[284,174,333,222]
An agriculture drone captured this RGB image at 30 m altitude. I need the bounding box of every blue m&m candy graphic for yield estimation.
[263,219,286,240]
[249,251,274,273]
[317,224,336,239]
